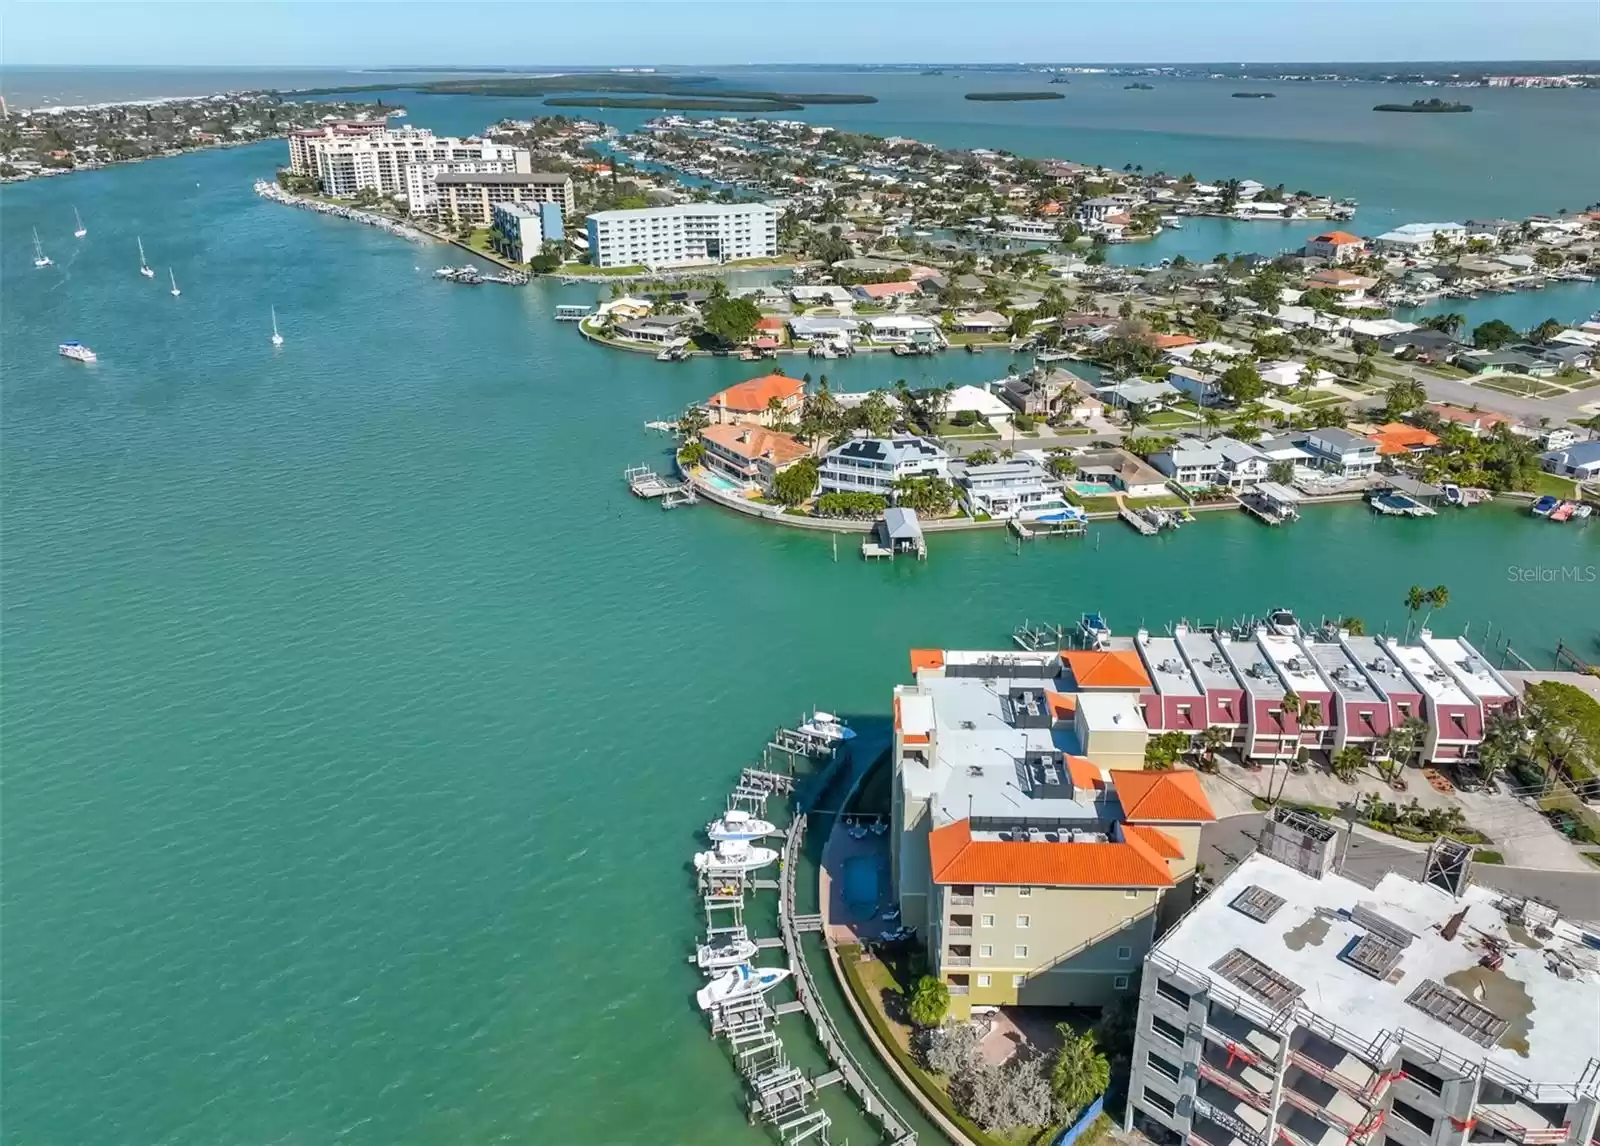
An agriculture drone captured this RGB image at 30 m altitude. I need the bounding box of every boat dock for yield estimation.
[624,465,697,508]
[1119,506,1159,535]
[1240,482,1302,526]
[862,508,927,561]
[1010,514,1087,541]
[554,304,594,322]
[693,726,916,1146]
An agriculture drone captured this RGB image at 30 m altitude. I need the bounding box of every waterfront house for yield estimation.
[1373,221,1466,255]
[705,373,805,427]
[1384,632,1512,764]
[851,280,922,304]
[1255,630,1336,751]
[1540,440,1600,481]
[786,315,860,345]
[1133,631,1208,736]
[1096,378,1180,411]
[1367,423,1441,458]
[696,423,810,495]
[616,315,694,346]
[1304,428,1379,478]
[955,458,1070,519]
[818,436,950,499]
[999,368,1082,418]
[1217,631,1298,761]
[1074,449,1170,498]
[596,295,654,321]
[944,384,1015,427]
[865,315,943,347]
[1305,268,1378,303]
[1061,649,1153,693]
[1174,626,1247,737]
[1303,230,1365,263]
[952,310,1009,334]
[1151,436,1268,488]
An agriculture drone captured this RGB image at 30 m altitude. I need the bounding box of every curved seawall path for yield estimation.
[3,141,1597,1146]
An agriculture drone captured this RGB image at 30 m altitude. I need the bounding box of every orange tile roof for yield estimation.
[1147,333,1199,350]
[698,423,811,466]
[755,316,787,332]
[1108,769,1216,823]
[855,280,921,298]
[928,819,1173,888]
[1123,823,1185,859]
[1045,690,1078,721]
[1065,755,1102,790]
[707,373,804,413]
[910,649,945,673]
[1313,230,1363,246]
[1368,423,1440,455]
[1060,650,1153,690]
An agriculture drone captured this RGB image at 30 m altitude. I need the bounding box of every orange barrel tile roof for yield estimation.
[1107,769,1217,822]
[1060,649,1153,690]
[1064,754,1103,791]
[928,820,1173,888]
[1122,823,1186,859]
[1312,230,1363,245]
[1367,423,1441,455]
[707,373,804,413]
[697,423,811,466]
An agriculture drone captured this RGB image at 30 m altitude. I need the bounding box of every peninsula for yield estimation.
[290,73,877,113]
[1375,98,1475,112]
[964,91,1065,101]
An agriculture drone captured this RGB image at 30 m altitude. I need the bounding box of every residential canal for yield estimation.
[3,138,1599,1146]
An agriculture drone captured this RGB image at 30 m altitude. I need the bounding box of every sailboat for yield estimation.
[169,268,181,298]
[73,208,87,239]
[32,229,52,268]
[138,237,155,278]
[271,307,284,346]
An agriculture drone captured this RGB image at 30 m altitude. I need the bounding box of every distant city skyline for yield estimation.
[4,1,1597,69]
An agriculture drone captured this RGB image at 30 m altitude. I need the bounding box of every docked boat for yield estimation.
[1549,501,1577,522]
[695,963,792,1011]
[1265,608,1302,637]
[706,809,777,842]
[1078,612,1112,649]
[692,839,780,873]
[695,933,760,972]
[798,711,855,742]
[1441,482,1463,507]
[1531,495,1559,517]
[58,341,97,363]
[1573,504,1593,519]
[1369,491,1436,517]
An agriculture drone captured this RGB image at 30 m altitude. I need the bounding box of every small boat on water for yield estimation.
[706,809,777,842]
[1441,482,1463,507]
[695,964,792,1011]
[1531,495,1559,517]
[696,933,760,972]
[32,229,52,268]
[693,839,779,873]
[798,711,855,742]
[138,236,155,278]
[1079,612,1112,649]
[169,268,181,297]
[1549,501,1577,522]
[1265,608,1303,637]
[1573,504,1594,519]
[271,307,284,347]
[73,208,87,239]
[59,341,97,363]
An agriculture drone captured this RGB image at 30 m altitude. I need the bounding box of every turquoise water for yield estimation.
[4,134,1600,1145]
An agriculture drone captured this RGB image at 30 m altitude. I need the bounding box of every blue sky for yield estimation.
[3,1,1596,67]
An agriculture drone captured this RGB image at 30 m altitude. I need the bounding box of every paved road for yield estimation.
[1201,814,1600,919]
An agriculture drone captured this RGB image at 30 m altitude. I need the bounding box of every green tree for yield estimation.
[1144,731,1189,771]
[908,975,951,1029]
[1526,317,1564,344]
[853,390,898,438]
[1198,725,1232,771]
[1472,319,1520,350]
[1385,378,1427,416]
[772,457,818,506]
[1522,681,1600,785]
[1338,615,1367,636]
[1219,362,1266,404]
[699,295,762,346]
[677,404,710,439]
[1331,746,1366,783]
[966,448,999,466]
[1267,459,1296,484]
[1051,1027,1111,1114]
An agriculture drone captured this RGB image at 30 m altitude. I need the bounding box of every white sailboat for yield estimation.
[271,307,284,346]
[138,237,155,278]
[695,964,792,1011]
[73,208,87,239]
[169,268,181,298]
[32,229,52,268]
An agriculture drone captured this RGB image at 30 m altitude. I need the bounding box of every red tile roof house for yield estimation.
[1424,405,1513,437]
[1304,230,1366,263]
[850,280,923,303]
[695,423,810,496]
[704,373,805,427]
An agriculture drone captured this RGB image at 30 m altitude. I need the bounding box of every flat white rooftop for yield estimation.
[1176,627,1244,693]
[1422,633,1512,701]
[1140,634,1204,696]
[1077,691,1147,732]
[1257,632,1330,696]
[1154,853,1600,1088]
[1385,639,1471,706]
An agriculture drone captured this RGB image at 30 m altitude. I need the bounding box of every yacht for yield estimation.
[1441,482,1463,507]
[692,839,779,874]
[1265,608,1303,637]
[169,268,181,297]
[73,208,87,239]
[798,711,855,742]
[271,307,284,347]
[1078,612,1112,650]
[695,932,760,972]
[59,341,98,363]
[706,809,777,842]
[32,229,52,268]
[695,964,792,1011]
[138,237,155,278]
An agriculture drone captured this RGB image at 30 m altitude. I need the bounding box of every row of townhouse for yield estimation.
[1129,624,1516,764]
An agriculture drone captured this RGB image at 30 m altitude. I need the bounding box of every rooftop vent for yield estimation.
[1211,947,1304,1009]
[1231,885,1287,924]
[1350,904,1416,948]
[1405,979,1509,1047]
[967,765,984,777]
[959,720,977,730]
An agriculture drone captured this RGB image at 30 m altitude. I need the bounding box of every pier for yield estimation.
[1240,482,1302,526]
[1010,515,1087,542]
[1119,506,1159,535]
[625,465,697,507]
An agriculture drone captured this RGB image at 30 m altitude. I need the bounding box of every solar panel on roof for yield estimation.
[1405,979,1509,1047]
[1231,885,1287,924]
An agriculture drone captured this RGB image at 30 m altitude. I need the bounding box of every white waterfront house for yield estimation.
[1150,436,1269,488]
[818,436,950,499]
[584,203,780,269]
[956,458,1071,519]
[1373,221,1467,254]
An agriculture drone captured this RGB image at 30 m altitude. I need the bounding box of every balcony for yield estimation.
[945,954,973,967]
[948,924,973,937]
[1202,1006,1283,1064]
[951,894,975,906]
[1475,1102,1571,1145]
[1192,1092,1267,1146]
[1280,1068,1371,1133]
[949,984,970,996]
[1287,1029,1381,1098]
[1198,1045,1275,1113]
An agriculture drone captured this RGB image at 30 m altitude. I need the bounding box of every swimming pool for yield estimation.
[703,472,751,495]
[1070,481,1115,497]
[842,854,880,908]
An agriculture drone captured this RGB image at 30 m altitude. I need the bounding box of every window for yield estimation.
[1150,1014,1185,1047]
[1118,945,1133,961]
[1390,1101,1436,1135]
[1156,979,1191,1010]
[982,886,997,897]
[1400,1061,1446,1096]
[1012,974,1026,988]
[1014,945,1029,959]
[1115,975,1131,990]
[1147,1051,1180,1082]
[1018,887,1031,898]
[1142,1087,1177,1118]
[981,914,995,928]
[1016,915,1031,929]
[1125,889,1139,899]
[977,974,992,988]
[979,944,994,958]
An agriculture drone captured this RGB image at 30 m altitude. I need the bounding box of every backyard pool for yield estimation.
[703,472,752,495]
[1070,481,1116,497]
[841,854,881,910]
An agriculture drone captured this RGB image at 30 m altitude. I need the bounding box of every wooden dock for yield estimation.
[625,464,696,508]
[1119,507,1159,536]
[1010,516,1087,541]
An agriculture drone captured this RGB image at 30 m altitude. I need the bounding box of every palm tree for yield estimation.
[1420,584,1449,628]
[1198,725,1231,772]
[1331,745,1366,783]
[1200,407,1224,441]
[1403,584,1430,640]
[1124,401,1150,432]
[1278,691,1304,767]
[1051,1027,1112,1114]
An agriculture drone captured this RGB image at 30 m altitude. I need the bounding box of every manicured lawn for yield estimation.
[1148,410,1200,427]
[934,421,1002,440]
[1421,363,1474,380]
[1128,494,1189,508]
[1075,495,1122,514]
[1534,473,1580,498]
[1474,376,1565,399]
[581,263,650,276]
[1564,375,1600,390]
[1299,393,1348,408]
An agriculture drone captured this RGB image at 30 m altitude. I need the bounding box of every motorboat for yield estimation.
[1078,612,1112,649]
[1265,608,1302,637]
[695,963,792,1011]
[59,341,97,363]
[1441,482,1463,507]
[692,839,779,873]
[798,711,855,742]
[696,932,760,972]
[169,268,181,298]
[1573,504,1593,519]
[1530,495,1558,517]
[706,809,777,842]
[1549,501,1576,522]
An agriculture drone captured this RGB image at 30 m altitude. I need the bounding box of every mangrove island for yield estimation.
[964,91,1066,101]
[1374,98,1474,112]
[1231,91,1277,98]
